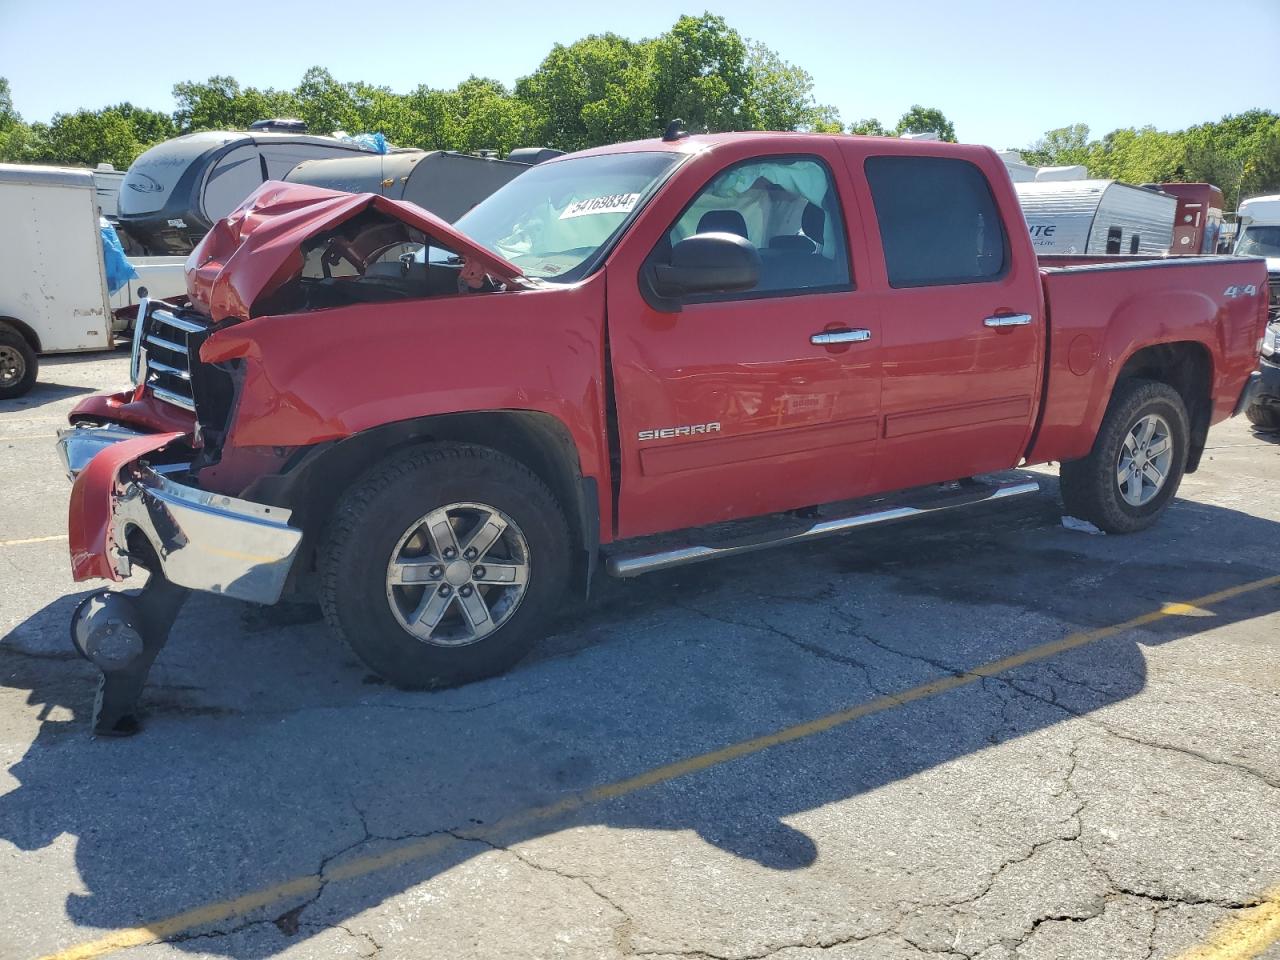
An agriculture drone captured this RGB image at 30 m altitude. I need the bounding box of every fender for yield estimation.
[197,273,614,540]
[1088,289,1217,433]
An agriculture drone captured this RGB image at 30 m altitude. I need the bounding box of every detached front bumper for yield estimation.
[58,423,302,605]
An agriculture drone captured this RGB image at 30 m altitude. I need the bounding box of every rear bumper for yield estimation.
[57,424,302,605]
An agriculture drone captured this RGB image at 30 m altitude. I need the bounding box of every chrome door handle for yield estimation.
[984,313,1033,327]
[811,328,872,345]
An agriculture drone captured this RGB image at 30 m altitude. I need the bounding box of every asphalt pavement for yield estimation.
[2,350,1278,960]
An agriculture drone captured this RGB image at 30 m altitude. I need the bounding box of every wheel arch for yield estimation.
[1112,340,1214,472]
[0,315,41,353]
[250,409,600,597]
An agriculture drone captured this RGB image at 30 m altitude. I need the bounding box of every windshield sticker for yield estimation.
[559,192,641,220]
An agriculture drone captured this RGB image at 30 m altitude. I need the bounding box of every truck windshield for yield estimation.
[447,151,682,281]
[1236,225,1280,258]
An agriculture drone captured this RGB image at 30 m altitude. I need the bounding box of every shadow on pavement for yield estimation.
[0,381,96,413]
[1,482,1278,957]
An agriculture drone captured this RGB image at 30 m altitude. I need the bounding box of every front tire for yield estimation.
[319,443,571,689]
[1059,379,1189,534]
[0,327,37,400]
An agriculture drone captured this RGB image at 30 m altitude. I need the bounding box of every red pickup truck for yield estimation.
[58,130,1269,704]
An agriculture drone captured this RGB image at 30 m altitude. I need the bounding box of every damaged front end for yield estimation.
[63,181,525,596]
[59,425,303,604]
[57,424,302,736]
[58,182,525,735]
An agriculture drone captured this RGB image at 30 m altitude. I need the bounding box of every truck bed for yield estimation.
[1027,254,1268,466]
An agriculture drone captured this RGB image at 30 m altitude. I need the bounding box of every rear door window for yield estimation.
[864,156,1007,287]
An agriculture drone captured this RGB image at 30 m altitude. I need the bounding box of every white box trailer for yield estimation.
[0,163,186,398]
[1015,179,1176,256]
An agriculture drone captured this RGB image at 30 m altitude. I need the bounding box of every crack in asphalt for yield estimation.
[999,674,1280,791]
[445,828,637,953]
[628,925,899,960]
[671,596,891,698]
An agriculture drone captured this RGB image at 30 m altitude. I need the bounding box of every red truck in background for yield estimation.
[56,130,1270,733]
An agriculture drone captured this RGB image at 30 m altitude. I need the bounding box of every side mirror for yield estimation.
[652,233,761,299]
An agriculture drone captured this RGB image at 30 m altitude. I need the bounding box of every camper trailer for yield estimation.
[1145,182,1224,255]
[116,129,379,255]
[1015,179,1176,256]
[283,148,559,224]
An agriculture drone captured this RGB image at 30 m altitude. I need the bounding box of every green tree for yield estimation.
[1021,123,1091,167]
[1180,110,1280,209]
[36,109,142,168]
[0,77,35,163]
[294,67,359,135]
[441,77,536,154]
[1087,126,1186,185]
[110,103,176,147]
[650,14,753,133]
[173,75,300,133]
[1019,112,1280,209]
[895,104,956,142]
[744,42,839,132]
[848,117,889,137]
[0,77,19,132]
[516,33,655,151]
[344,82,415,145]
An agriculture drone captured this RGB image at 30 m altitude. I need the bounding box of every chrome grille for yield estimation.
[1269,276,1279,321]
[132,301,205,411]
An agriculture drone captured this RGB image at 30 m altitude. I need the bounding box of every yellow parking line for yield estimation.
[34,572,1280,960]
[0,534,67,548]
[1174,889,1280,960]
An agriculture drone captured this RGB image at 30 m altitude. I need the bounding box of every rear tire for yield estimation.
[319,443,571,689]
[1246,402,1280,431]
[0,327,37,400]
[1059,379,1189,534]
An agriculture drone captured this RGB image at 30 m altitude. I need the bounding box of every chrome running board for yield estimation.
[604,478,1040,578]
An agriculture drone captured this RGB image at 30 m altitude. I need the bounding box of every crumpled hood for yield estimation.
[186,181,524,322]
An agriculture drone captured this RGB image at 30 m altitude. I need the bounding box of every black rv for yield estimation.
[117,128,377,255]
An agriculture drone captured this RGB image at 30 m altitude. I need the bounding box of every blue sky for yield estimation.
[1,0,1277,149]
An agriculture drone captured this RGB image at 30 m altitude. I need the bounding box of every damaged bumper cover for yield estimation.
[58,424,302,605]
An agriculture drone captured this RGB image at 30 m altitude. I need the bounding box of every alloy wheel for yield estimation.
[384,502,531,647]
[1116,413,1173,507]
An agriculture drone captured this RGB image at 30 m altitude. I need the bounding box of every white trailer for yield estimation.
[1015,179,1176,256]
[1235,195,1280,319]
[1236,195,1280,269]
[0,163,186,398]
